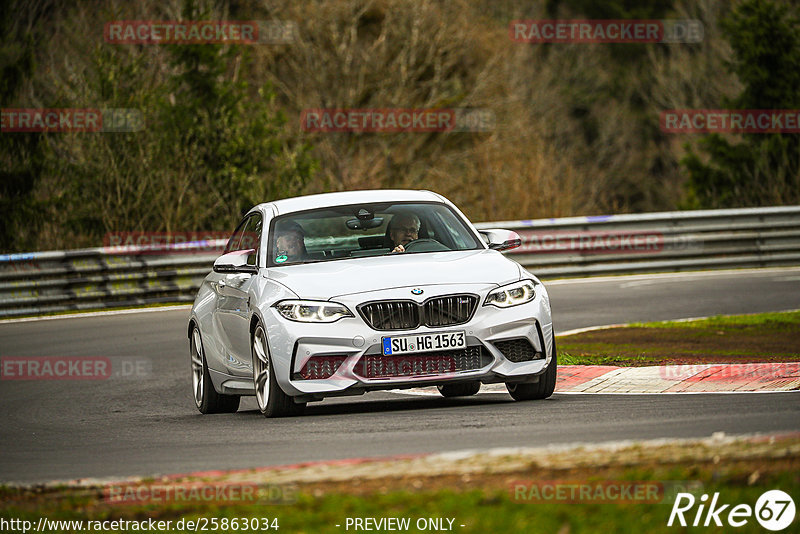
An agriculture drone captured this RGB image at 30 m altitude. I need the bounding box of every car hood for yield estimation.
[267,250,522,300]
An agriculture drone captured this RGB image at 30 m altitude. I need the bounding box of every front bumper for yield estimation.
[264,283,554,399]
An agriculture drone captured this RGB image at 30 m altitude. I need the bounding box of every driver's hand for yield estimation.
[392,244,405,253]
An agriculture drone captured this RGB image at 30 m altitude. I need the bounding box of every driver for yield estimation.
[389,212,421,253]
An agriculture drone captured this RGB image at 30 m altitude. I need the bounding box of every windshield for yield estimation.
[267,202,482,266]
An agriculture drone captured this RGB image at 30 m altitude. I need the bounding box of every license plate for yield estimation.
[382,331,466,355]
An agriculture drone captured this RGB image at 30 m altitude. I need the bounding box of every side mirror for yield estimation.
[479,229,522,252]
[213,250,258,274]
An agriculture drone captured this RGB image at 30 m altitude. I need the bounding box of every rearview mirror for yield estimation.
[213,250,258,273]
[346,217,384,230]
[479,229,522,252]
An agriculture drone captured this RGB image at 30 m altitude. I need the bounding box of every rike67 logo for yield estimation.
[668,490,795,531]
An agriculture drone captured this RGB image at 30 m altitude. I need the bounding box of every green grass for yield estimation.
[1,469,797,533]
[2,430,798,533]
[559,352,654,366]
[557,310,800,366]
[628,310,800,330]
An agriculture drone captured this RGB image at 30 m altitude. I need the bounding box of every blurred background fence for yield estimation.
[1,206,798,318]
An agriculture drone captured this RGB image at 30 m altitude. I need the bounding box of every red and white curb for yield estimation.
[392,363,800,396]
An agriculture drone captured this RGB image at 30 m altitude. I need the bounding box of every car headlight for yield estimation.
[274,300,354,323]
[483,280,536,308]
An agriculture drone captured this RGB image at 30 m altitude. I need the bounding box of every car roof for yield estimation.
[258,189,446,216]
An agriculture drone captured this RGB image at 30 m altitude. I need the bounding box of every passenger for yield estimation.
[274,222,308,263]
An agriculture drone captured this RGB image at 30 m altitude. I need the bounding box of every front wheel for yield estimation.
[190,326,240,414]
[252,323,305,418]
[506,340,557,401]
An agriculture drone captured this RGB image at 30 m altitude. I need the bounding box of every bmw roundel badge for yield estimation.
[411,288,423,295]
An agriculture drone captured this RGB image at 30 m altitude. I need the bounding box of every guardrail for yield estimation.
[0,242,223,318]
[1,206,798,318]
[475,205,800,278]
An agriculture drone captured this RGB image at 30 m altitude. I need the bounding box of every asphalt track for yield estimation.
[1,267,799,484]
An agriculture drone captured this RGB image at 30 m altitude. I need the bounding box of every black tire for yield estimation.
[252,323,306,418]
[437,382,481,397]
[506,339,557,401]
[190,326,240,414]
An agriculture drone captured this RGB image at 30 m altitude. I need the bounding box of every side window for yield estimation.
[240,215,263,266]
[224,218,249,254]
[223,214,263,265]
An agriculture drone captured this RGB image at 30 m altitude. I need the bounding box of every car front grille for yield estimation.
[493,338,543,363]
[359,301,420,330]
[423,295,478,327]
[353,345,491,379]
[359,294,477,331]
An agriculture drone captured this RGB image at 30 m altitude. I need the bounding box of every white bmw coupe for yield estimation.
[188,190,556,417]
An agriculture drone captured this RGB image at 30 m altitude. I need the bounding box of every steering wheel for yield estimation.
[402,238,449,253]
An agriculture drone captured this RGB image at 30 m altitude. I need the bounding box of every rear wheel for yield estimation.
[252,323,305,417]
[437,382,481,397]
[506,339,557,401]
[190,326,240,414]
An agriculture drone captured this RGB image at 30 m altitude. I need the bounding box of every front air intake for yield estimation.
[353,345,491,379]
[493,338,542,363]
